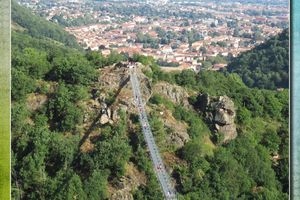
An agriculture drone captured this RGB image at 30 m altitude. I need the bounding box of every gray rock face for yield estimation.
[153,82,190,107]
[215,123,237,142]
[167,131,190,148]
[98,62,152,120]
[161,110,190,148]
[212,96,236,125]
[196,94,237,143]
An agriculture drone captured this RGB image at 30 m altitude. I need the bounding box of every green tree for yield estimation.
[13,48,51,79]
[11,102,30,134]
[18,127,50,199]
[85,50,105,68]
[180,141,204,162]
[47,83,83,132]
[11,68,35,101]
[84,170,108,200]
[53,172,87,200]
[50,53,97,85]
[93,135,131,177]
[175,70,196,88]
[106,51,126,66]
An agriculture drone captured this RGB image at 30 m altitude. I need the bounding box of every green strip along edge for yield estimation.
[0,0,11,199]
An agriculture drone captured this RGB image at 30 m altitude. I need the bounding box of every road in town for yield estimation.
[129,64,177,200]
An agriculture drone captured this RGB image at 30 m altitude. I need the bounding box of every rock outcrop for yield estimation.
[97,62,152,120]
[195,93,237,143]
[153,81,190,108]
[99,102,113,125]
[160,109,190,148]
[97,62,191,146]
[26,93,48,111]
[110,162,146,200]
[83,61,153,129]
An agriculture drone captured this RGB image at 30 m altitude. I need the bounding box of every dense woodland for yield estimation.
[12,2,288,200]
[227,29,289,90]
[12,1,80,49]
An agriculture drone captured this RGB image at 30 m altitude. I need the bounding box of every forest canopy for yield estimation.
[227,29,289,90]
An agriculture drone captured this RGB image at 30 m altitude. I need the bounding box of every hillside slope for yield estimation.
[11,4,289,200]
[12,0,80,49]
[227,29,289,89]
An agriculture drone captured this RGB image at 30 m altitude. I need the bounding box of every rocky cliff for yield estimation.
[96,62,152,123]
[195,93,237,143]
[153,81,190,108]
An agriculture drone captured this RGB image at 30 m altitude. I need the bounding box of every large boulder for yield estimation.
[196,94,237,143]
[99,103,113,125]
[100,113,109,124]
[211,96,236,125]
